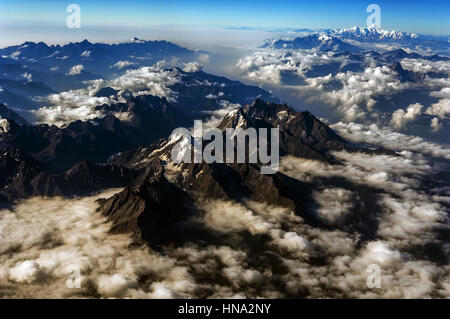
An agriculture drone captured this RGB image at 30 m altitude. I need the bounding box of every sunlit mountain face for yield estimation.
[0,0,449,300]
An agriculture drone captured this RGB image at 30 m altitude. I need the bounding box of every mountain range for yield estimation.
[0,85,398,250]
[262,34,361,52]
[0,39,196,78]
[329,26,421,42]
[263,26,450,55]
[98,99,395,245]
[0,30,448,299]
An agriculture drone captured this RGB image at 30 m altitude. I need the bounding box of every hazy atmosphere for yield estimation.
[0,0,449,302]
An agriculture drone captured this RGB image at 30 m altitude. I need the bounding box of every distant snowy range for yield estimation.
[0,26,449,298]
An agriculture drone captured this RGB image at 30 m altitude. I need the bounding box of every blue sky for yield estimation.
[0,0,448,45]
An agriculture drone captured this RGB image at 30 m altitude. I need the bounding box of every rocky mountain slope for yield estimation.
[97,99,392,245]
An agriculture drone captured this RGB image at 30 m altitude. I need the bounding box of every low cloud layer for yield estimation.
[0,190,200,298]
[66,65,84,76]
[331,121,450,159]
[33,62,183,126]
[277,150,449,297]
[1,46,449,299]
[236,49,450,135]
[1,129,449,298]
[391,103,424,129]
[112,60,135,69]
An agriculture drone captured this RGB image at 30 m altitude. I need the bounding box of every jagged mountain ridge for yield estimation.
[98,99,393,244]
[330,26,420,42]
[0,146,137,201]
[2,98,338,208]
[0,62,281,176]
[328,26,449,54]
[0,39,195,77]
[0,39,201,113]
[262,34,361,52]
[0,95,182,172]
[0,97,401,251]
[218,99,350,162]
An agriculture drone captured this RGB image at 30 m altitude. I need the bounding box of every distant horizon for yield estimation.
[1,0,449,47]
[1,23,449,49]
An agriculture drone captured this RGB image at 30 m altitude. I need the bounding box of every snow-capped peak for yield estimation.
[330,26,420,41]
[318,34,332,42]
[0,118,11,133]
[129,37,145,43]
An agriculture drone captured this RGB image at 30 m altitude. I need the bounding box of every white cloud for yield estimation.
[21,72,32,82]
[1,144,449,298]
[197,54,210,64]
[35,62,183,126]
[108,63,181,102]
[9,51,21,60]
[205,93,217,99]
[391,103,423,128]
[183,61,203,72]
[112,60,135,69]
[96,274,138,297]
[236,49,409,123]
[66,65,84,76]
[276,149,448,298]
[200,200,274,235]
[401,58,450,75]
[8,261,43,284]
[431,117,443,132]
[0,189,198,298]
[34,104,106,127]
[310,66,404,122]
[32,86,111,126]
[236,50,449,133]
[313,188,354,224]
[331,121,450,159]
[81,50,91,58]
[425,87,450,118]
